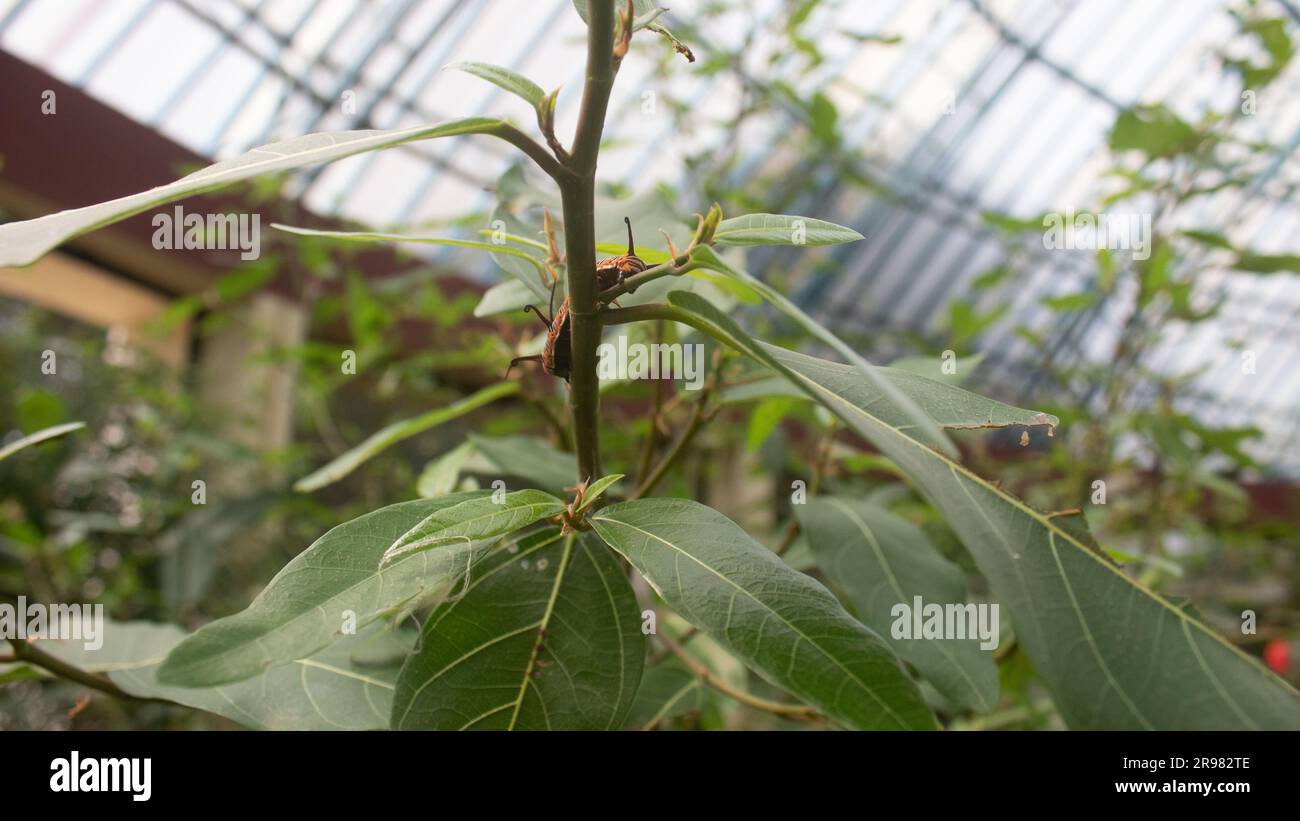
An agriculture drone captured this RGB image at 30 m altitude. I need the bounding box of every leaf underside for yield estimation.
[391,530,644,730]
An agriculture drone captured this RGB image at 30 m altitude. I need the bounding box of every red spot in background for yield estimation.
[1263,640,1290,676]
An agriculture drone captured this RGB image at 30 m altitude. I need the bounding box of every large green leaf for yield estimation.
[0,119,506,267]
[689,245,955,457]
[31,621,411,730]
[156,492,495,687]
[469,434,578,494]
[380,489,564,566]
[293,382,520,492]
[0,422,85,461]
[668,291,1300,729]
[590,498,936,730]
[714,213,864,246]
[721,361,1052,434]
[391,530,644,729]
[797,497,999,713]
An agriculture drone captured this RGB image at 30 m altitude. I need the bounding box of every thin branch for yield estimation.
[772,520,800,557]
[636,320,668,481]
[598,256,697,304]
[7,639,164,705]
[655,630,822,722]
[633,391,715,499]
[487,122,567,183]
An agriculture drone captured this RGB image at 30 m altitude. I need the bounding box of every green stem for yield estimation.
[488,122,566,183]
[654,630,821,722]
[8,639,163,704]
[558,0,618,484]
[633,395,713,499]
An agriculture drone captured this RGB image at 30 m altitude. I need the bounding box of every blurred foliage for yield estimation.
[3,0,1298,730]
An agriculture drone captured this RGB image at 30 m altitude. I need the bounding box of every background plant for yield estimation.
[1,0,1297,731]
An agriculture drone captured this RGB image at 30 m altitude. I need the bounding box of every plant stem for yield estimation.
[488,122,567,183]
[772,520,800,557]
[636,321,667,480]
[598,256,698,304]
[558,0,617,484]
[7,639,162,704]
[633,394,713,499]
[655,630,821,722]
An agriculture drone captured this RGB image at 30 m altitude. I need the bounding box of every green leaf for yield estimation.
[689,245,955,456]
[446,61,545,107]
[474,279,536,318]
[380,489,564,566]
[980,211,1046,234]
[590,498,936,729]
[575,473,624,513]
[623,660,705,729]
[1181,229,1235,250]
[417,441,478,498]
[35,621,411,729]
[272,224,550,276]
[156,492,494,687]
[1108,104,1197,159]
[713,214,863,246]
[747,396,799,452]
[807,92,840,143]
[0,120,507,267]
[797,498,999,713]
[391,530,644,729]
[668,293,1300,729]
[887,352,985,387]
[1234,253,1300,274]
[0,421,85,462]
[293,382,520,492]
[469,433,578,494]
[1040,291,1100,312]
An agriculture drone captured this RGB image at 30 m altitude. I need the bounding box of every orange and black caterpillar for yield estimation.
[509,217,648,382]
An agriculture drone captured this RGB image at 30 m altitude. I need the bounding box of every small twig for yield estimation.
[655,631,821,722]
[633,392,715,499]
[636,321,668,480]
[773,520,800,557]
[598,256,697,304]
[7,639,164,704]
[809,418,837,496]
[775,421,836,556]
[531,397,572,452]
